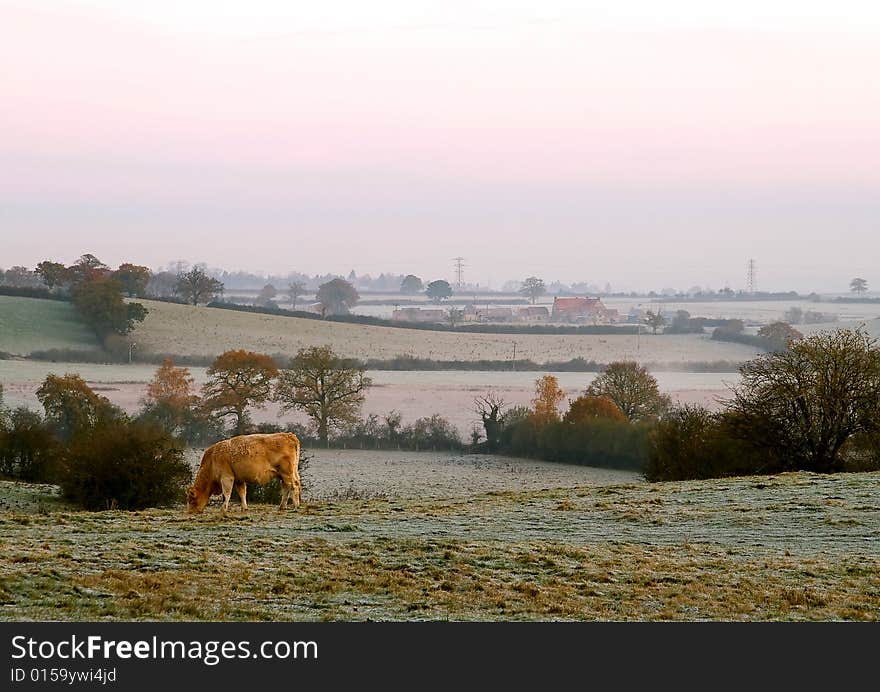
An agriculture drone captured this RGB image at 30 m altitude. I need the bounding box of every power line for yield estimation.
[452,257,466,289]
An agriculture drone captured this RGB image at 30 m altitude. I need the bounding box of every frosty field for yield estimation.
[1,462,878,621]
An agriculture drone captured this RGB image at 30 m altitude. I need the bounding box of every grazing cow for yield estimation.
[187,432,302,514]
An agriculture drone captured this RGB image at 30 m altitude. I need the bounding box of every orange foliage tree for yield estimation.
[532,375,566,424]
[201,350,278,436]
[35,373,119,439]
[143,358,199,432]
[563,395,627,424]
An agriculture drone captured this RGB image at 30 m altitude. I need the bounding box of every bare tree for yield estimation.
[474,392,506,450]
[176,267,224,305]
[518,277,546,304]
[287,280,307,309]
[850,277,868,296]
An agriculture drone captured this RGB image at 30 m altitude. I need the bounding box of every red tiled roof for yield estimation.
[553,297,602,312]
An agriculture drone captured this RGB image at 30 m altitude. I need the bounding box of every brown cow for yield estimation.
[186,432,302,514]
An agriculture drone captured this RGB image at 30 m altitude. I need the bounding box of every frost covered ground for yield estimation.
[1,456,878,621]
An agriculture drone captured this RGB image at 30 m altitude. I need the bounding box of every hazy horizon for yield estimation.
[2,1,879,293]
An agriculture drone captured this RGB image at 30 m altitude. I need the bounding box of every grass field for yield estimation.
[0,296,99,356]
[1,465,878,621]
[129,299,761,364]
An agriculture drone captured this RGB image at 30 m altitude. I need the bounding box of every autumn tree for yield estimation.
[728,328,880,473]
[563,395,627,424]
[585,361,670,421]
[201,350,279,435]
[176,267,224,305]
[36,374,121,439]
[316,278,359,316]
[71,277,148,338]
[275,345,372,443]
[425,279,453,304]
[113,263,151,297]
[644,310,666,335]
[850,277,868,295]
[35,261,71,292]
[532,375,566,424]
[287,280,307,309]
[141,358,199,433]
[519,277,546,304]
[400,274,424,294]
[69,254,110,284]
[758,322,803,350]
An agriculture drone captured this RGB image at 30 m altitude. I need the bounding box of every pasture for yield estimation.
[0,296,100,356]
[1,463,878,621]
[128,299,762,364]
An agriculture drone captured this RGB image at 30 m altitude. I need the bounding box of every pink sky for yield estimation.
[2,2,879,291]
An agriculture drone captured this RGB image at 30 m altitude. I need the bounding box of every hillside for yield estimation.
[0,296,100,356]
[129,299,761,365]
[1,468,878,621]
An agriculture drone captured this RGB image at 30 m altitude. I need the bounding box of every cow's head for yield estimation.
[186,485,209,514]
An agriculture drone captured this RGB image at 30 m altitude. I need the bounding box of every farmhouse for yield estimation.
[516,306,550,322]
[392,307,447,323]
[551,297,615,324]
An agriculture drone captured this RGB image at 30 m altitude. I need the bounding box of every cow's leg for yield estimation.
[220,475,235,514]
[279,478,291,511]
[292,469,302,510]
[236,482,248,512]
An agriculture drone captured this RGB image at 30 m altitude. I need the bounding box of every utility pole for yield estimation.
[747,259,757,295]
[452,257,466,290]
[512,342,517,371]
[128,342,136,364]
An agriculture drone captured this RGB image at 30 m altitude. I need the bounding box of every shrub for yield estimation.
[60,421,191,510]
[0,407,59,482]
[644,406,779,481]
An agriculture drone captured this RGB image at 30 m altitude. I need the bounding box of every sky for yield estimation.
[1,1,879,292]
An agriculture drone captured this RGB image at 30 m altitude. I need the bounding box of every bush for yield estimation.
[644,406,779,481]
[0,407,59,482]
[60,421,191,510]
[499,415,648,471]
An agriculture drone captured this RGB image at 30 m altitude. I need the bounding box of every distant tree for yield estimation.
[448,307,464,327]
[141,359,199,433]
[113,263,151,297]
[850,277,868,295]
[563,395,627,424]
[643,310,666,335]
[287,280,307,309]
[36,374,121,439]
[201,350,279,436]
[728,328,880,473]
[146,270,178,298]
[519,277,546,304]
[69,254,109,284]
[35,261,71,291]
[532,375,566,424]
[585,361,671,422]
[474,393,506,450]
[316,278,359,316]
[255,284,278,308]
[176,267,224,305]
[783,307,804,325]
[0,406,58,482]
[758,322,803,350]
[72,277,148,337]
[400,274,424,294]
[2,266,41,287]
[425,280,453,304]
[275,345,372,443]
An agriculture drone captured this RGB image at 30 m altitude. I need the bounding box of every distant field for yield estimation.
[130,299,761,364]
[0,360,737,432]
[0,296,99,356]
[1,469,878,621]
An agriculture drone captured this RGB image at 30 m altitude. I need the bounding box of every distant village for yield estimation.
[391,297,623,325]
